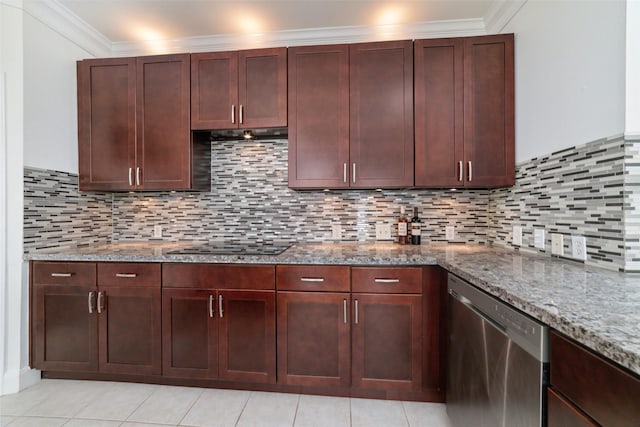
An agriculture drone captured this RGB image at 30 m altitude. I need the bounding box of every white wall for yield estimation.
[627,0,640,136]
[504,0,626,163]
[23,10,94,174]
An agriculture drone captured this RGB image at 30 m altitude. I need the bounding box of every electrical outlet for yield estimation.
[512,226,523,246]
[571,235,587,261]
[375,223,392,240]
[551,233,564,256]
[445,225,455,241]
[153,224,162,238]
[331,224,342,240]
[534,229,546,250]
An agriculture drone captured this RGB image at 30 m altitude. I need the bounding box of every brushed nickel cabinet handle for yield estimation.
[209,294,214,318]
[354,299,359,325]
[300,277,324,283]
[374,278,400,284]
[239,105,244,124]
[231,104,236,124]
[128,167,133,186]
[468,161,472,182]
[136,167,141,186]
[115,273,137,278]
[88,291,95,314]
[218,294,224,318]
[458,161,463,182]
[352,163,356,183]
[51,273,72,278]
[343,163,347,183]
[343,299,347,324]
[97,291,104,314]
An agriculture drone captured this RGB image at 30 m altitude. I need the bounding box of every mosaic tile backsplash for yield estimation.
[23,134,640,271]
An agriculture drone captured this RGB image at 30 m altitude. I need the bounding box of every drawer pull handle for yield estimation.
[97,291,105,314]
[219,294,224,318]
[300,277,324,283]
[209,294,215,318]
[115,273,137,278]
[88,291,95,314]
[51,273,73,278]
[231,104,236,124]
[374,279,400,284]
[458,160,463,182]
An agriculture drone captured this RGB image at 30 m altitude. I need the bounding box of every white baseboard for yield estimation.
[0,367,41,395]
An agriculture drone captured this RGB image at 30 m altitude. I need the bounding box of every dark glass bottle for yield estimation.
[410,207,421,245]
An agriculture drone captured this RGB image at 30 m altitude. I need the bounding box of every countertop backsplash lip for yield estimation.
[25,241,640,378]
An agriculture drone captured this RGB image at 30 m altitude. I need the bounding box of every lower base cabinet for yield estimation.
[548,331,640,427]
[31,261,162,376]
[162,264,277,384]
[32,261,445,402]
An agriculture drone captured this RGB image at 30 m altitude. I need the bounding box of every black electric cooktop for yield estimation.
[167,242,292,256]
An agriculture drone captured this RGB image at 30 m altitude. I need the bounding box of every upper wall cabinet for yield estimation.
[191,48,287,130]
[288,44,350,189]
[415,34,514,188]
[288,41,414,189]
[350,40,415,188]
[77,54,210,191]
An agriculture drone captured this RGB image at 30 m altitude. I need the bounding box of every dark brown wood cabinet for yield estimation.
[415,34,514,188]
[191,48,287,130]
[548,331,640,427]
[78,54,210,191]
[351,267,423,392]
[350,40,414,188]
[31,261,162,376]
[276,265,351,387]
[288,41,413,189]
[162,264,277,384]
[288,44,350,189]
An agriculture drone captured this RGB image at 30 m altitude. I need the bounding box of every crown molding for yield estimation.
[484,0,527,34]
[111,18,487,56]
[20,0,111,57]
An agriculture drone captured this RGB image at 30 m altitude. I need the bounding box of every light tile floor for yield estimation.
[0,380,452,427]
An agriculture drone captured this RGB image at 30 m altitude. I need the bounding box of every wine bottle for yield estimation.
[397,206,409,244]
[411,207,421,245]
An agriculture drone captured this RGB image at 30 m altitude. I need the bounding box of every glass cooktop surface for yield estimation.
[167,242,292,256]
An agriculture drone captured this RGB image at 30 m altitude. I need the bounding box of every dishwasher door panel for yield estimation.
[447,282,545,427]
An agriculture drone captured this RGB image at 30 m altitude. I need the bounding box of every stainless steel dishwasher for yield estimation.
[447,274,549,427]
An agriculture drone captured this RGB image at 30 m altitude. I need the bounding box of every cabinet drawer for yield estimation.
[97,263,161,287]
[550,332,640,427]
[351,267,422,293]
[547,388,597,427]
[32,261,96,286]
[163,264,275,289]
[277,265,350,292]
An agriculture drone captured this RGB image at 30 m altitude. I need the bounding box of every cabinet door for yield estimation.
[547,388,598,427]
[414,38,464,188]
[77,58,136,191]
[277,292,351,387]
[218,290,276,384]
[352,293,422,391]
[136,54,192,190]
[463,34,514,187]
[191,51,238,130]
[287,44,349,189]
[98,287,162,375]
[162,289,218,379]
[350,41,414,188]
[33,285,98,372]
[239,48,287,129]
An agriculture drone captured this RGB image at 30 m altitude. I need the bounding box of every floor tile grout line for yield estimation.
[400,400,411,427]
[175,386,205,427]
[349,397,353,427]
[233,389,253,427]
[123,383,159,423]
[290,393,301,427]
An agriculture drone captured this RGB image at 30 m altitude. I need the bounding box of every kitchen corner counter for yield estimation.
[25,241,640,377]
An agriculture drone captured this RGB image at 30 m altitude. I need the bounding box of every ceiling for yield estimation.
[54,0,507,54]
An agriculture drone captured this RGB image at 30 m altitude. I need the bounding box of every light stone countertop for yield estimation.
[26,241,640,377]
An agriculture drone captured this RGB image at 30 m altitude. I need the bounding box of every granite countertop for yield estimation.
[26,241,640,377]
